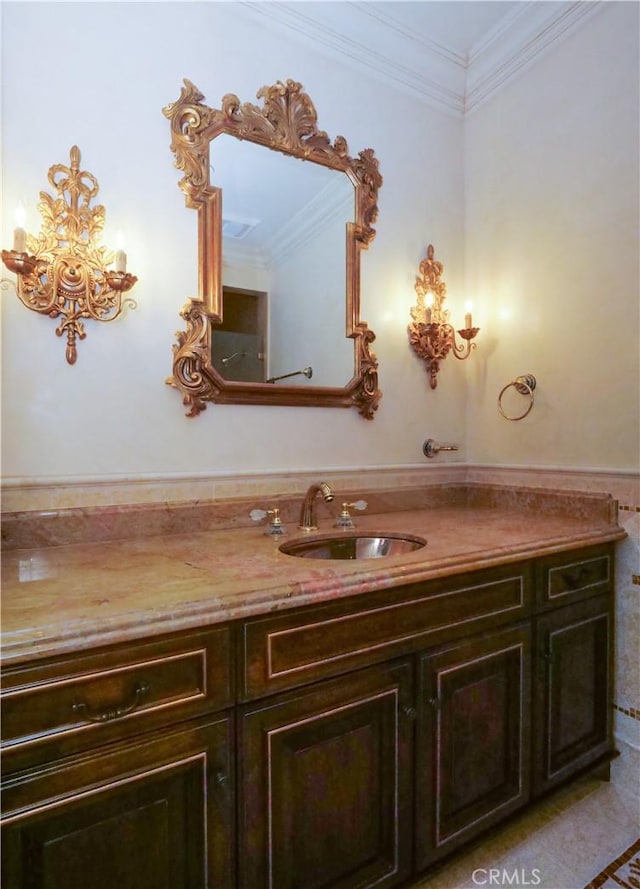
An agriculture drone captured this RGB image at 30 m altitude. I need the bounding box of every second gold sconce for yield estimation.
[1,146,137,365]
[408,244,479,389]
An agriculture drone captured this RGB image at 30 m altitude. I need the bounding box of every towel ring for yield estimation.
[498,374,536,421]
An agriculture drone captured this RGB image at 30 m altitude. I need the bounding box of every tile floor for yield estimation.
[409,743,640,889]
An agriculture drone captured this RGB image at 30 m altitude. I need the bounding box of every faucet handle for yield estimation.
[250,507,287,536]
[334,500,368,529]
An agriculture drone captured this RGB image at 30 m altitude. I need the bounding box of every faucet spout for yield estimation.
[299,482,334,531]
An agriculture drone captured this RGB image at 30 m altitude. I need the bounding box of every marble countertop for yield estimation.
[1,496,626,666]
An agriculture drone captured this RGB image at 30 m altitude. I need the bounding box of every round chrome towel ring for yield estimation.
[498,374,536,421]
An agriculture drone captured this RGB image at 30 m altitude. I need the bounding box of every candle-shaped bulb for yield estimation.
[425,292,434,324]
[115,231,127,272]
[13,203,27,253]
[464,301,473,329]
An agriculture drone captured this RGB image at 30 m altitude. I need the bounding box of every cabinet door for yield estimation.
[532,594,613,796]
[1,715,234,889]
[238,660,414,889]
[416,625,531,870]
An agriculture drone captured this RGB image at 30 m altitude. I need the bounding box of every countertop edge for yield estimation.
[0,525,625,668]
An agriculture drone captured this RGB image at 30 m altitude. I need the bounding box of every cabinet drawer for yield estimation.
[1,625,233,772]
[241,563,532,699]
[536,545,612,608]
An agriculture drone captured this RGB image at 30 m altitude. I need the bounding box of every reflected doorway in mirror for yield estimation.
[211,287,266,383]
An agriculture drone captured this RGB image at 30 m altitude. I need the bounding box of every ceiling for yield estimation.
[240,1,604,117]
[364,1,521,54]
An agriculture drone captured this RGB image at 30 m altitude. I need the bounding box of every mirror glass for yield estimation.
[213,136,355,388]
[164,78,382,418]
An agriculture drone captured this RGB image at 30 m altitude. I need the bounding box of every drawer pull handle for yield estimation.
[72,681,150,723]
[560,567,592,590]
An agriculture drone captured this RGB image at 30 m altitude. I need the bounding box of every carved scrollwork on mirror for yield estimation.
[163,78,382,418]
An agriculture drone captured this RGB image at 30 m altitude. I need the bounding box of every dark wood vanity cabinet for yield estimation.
[1,715,235,889]
[0,542,616,889]
[415,624,532,870]
[531,544,615,798]
[236,544,614,888]
[532,594,613,797]
[1,626,236,889]
[237,659,415,889]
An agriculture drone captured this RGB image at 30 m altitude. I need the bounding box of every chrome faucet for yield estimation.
[299,482,334,531]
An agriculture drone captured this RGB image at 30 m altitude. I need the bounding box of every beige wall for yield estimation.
[464,2,639,471]
[0,1,467,485]
[3,4,637,486]
[2,5,637,486]
[461,3,639,751]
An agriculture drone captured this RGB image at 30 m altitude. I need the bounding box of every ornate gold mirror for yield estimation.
[163,79,382,418]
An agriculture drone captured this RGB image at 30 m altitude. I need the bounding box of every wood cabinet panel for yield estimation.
[238,660,414,889]
[241,563,532,700]
[535,545,611,609]
[415,624,532,870]
[1,715,234,889]
[1,625,233,773]
[532,594,613,796]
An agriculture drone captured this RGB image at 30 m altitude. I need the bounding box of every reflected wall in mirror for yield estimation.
[163,78,383,417]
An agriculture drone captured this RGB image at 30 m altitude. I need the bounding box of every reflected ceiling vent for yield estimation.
[222,216,260,240]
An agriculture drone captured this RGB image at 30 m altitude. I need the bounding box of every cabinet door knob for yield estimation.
[214,771,228,787]
[72,681,150,724]
[402,706,417,720]
[428,697,442,710]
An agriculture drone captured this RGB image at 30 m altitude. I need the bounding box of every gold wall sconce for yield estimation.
[1,146,137,365]
[408,244,479,389]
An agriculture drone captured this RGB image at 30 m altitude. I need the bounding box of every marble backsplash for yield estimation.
[0,477,620,550]
[0,465,465,513]
[3,463,637,515]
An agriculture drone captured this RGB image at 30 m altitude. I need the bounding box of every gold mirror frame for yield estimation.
[163,79,382,418]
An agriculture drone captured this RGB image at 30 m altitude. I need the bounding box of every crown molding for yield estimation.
[239,1,605,119]
[239,0,466,117]
[465,1,605,114]
[223,176,352,273]
[265,177,352,267]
